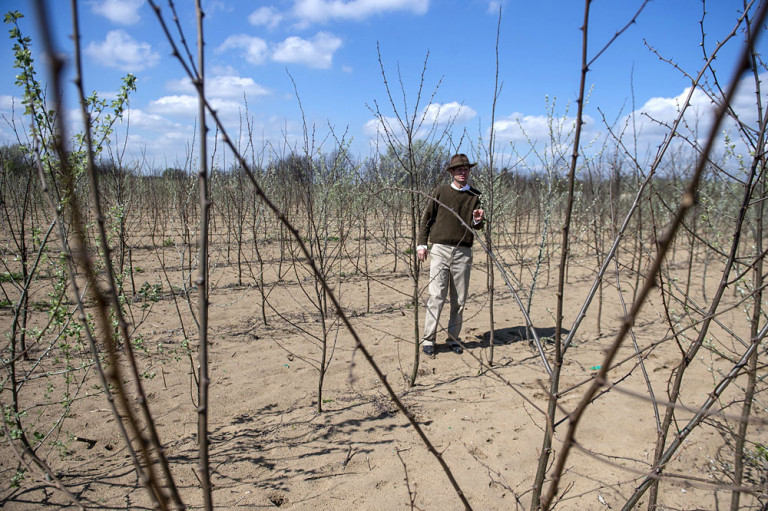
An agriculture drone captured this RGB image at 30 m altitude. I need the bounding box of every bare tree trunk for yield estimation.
[485,5,502,367]
[531,2,591,508]
[364,214,371,313]
[193,2,213,507]
[730,37,766,509]
[409,182,421,386]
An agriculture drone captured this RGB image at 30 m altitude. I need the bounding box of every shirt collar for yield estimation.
[451,182,470,192]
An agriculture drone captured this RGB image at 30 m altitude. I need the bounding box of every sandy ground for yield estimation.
[1,233,766,510]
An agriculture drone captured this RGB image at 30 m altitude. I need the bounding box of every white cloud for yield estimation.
[729,73,768,128]
[608,86,716,155]
[218,32,343,70]
[85,30,159,71]
[167,75,270,99]
[208,75,271,98]
[218,35,269,65]
[148,94,253,128]
[364,101,476,141]
[149,95,198,116]
[487,1,504,15]
[272,32,342,69]
[631,74,768,140]
[637,87,711,121]
[292,0,429,25]
[422,102,476,125]
[483,75,768,170]
[204,1,230,16]
[493,113,564,143]
[492,112,598,157]
[207,97,260,124]
[91,0,145,25]
[123,108,176,130]
[615,76,768,163]
[249,7,283,29]
[363,116,387,137]
[0,94,18,110]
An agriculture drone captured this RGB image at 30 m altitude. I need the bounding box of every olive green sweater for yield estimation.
[418,184,483,248]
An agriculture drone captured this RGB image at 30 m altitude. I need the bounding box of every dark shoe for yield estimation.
[422,345,435,356]
[450,344,463,354]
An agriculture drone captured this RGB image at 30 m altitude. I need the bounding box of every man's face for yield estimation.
[450,165,471,186]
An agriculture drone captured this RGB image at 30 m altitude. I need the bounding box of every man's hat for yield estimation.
[446,153,477,170]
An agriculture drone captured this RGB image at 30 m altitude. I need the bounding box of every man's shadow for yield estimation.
[478,326,571,347]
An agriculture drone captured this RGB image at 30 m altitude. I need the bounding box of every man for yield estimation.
[417,153,484,356]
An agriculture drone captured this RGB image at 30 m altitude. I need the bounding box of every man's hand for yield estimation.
[473,208,485,223]
[417,247,428,261]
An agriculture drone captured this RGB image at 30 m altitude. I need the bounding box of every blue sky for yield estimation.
[0,0,766,171]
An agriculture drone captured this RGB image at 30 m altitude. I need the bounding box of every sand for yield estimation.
[1,231,765,510]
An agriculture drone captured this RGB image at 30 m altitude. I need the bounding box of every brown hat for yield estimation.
[446,153,477,171]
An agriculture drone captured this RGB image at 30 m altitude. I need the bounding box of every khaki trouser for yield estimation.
[421,244,472,347]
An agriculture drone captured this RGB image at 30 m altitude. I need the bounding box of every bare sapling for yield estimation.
[0,145,38,360]
[147,4,477,505]
[531,1,654,508]
[476,4,504,366]
[369,46,460,386]
[729,28,767,509]
[3,3,186,508]
[542,1,768,509]
[190,1,213,506]
[531,1,593,505]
